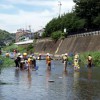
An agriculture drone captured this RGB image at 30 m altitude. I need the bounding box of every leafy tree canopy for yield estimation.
[44,0,100,37]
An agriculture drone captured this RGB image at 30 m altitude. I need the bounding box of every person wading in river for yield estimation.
[73,53,80,71]
[87,55,93,68]
[14,53,21,69]
[73,58,80,71]
[63,53,68,71]
[28,55,33,70]
[46,53,51,70]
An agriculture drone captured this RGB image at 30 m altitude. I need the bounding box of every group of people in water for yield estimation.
[5,51,93,72]
[14,53,36,70]
[62,53,93,71]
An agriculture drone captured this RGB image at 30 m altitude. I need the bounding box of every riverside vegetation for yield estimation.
[0,44,100,68]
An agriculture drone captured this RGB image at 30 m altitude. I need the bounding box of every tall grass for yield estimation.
[79,51,100,67]
[68,51,100,67]
[0,56,15,68]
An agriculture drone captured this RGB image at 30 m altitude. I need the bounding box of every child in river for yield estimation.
[74,58,80,71]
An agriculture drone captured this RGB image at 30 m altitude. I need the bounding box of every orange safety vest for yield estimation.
[46,56,51,64]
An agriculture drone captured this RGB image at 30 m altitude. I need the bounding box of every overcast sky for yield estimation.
[0,0,75,33]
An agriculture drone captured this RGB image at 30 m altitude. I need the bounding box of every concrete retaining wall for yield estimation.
[34,35,100,54]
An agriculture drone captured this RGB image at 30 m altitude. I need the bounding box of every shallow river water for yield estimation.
[0,60,100,100]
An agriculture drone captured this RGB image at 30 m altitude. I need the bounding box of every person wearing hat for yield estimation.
[46,53,49,64]
[73,53,80,71]
[38,54,41,60]
[63,53,68,71]
[32,55,36,70]
[74,53,79,60]
[46,53,52,70]
[73,58,80,71]
[87,54,93,68]
[14,53,21,68]
[23,52,27,60]
[6,52,10,57]
[27,55,33,70]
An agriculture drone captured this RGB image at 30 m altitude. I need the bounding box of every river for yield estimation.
[0,60,100,100]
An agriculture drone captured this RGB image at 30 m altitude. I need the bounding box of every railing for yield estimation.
[67,30,100,38]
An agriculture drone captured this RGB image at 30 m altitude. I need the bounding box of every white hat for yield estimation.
[20,55,23,58]
[46,53,49,55]
[65,53,68,56]
[18,53,21,55]
[30,55,32,58]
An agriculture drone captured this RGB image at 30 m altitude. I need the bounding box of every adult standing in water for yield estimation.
[46,53,52,70]
[63,53,68,71]
[87,55,93,68]
[14,53,21,69]
[73,53,80,71]
[74,53,79,61]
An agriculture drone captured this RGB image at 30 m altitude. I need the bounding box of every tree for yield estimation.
[93,14,100,28]
[51,31,62,41]
[73,0,100,30]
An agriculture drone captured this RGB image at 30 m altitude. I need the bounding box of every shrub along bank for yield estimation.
[0,56,15,68]
[79,51,100,67]
[1,43,100,68]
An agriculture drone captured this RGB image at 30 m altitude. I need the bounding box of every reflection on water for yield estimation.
[63,70,68,77]
[46,70,51,90]
[14,69,20,82]
[0,60,100,100]
[74,71,80,86]
[73,71,80,99]
[86,68,93,100]
[88,68,92,80]
[27,70,32,88]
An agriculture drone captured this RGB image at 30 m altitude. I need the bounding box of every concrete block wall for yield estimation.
[34,35,100,55]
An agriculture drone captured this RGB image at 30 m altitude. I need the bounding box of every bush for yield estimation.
[51,31,62,41]
[79,51,100,67]
[0,55,15,68]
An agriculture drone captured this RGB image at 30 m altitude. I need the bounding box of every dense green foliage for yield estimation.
[51,31,62,41]
[68,51,100,67]
[0,29,15,46]
[3,42,35,54]
[79,51,100,67]
[74,0,100,30]
[0,56,14,68]
[45,0,100,37]
[3,44,18,52]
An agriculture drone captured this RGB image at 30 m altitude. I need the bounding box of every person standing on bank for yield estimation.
[63,53,68,71]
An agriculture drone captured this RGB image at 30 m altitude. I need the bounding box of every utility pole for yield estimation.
[29,25,31,32]
[58,1,62,17]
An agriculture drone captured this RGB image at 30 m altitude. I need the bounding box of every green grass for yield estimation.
[2,43,100,68]
[3,43,34,54]
[79,51,100,67]
[3,44,18,52]
[0,56,15,68]
[67,51,100,67]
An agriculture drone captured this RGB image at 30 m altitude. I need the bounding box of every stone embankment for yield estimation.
[34,33,100,55]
